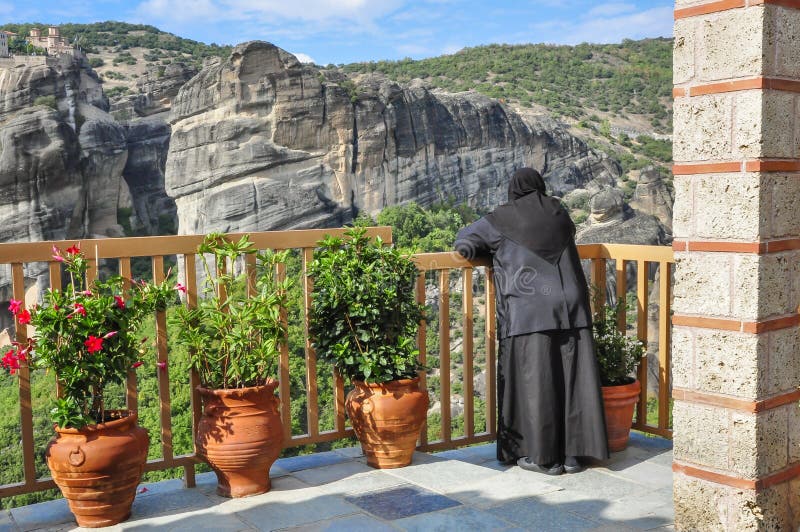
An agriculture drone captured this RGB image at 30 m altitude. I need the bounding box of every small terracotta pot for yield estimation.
[196,381,282,497]
[45,411,149,528]
[601,379,641,452]
[347,377,429,469]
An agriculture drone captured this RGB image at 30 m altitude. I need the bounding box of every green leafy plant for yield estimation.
[593,299,645,386]
[308,227,426,383]
[0,244,174,428]
[171,234,290,389]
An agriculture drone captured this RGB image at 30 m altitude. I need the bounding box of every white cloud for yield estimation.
[532,6,672,45]
[585,2,636,18]
[292,52,316,64]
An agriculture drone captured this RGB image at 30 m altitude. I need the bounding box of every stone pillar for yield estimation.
[672,1,800,529]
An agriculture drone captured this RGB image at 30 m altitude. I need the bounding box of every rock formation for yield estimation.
[165,41,622,235]
[577,188,668,246]
[631,166,674,233]
[122,118,177,234]
[134,63,198,117]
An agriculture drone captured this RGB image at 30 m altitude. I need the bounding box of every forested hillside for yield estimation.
[342,39,673,134]
[0,21,230,67]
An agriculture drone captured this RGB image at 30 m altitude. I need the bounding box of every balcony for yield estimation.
[0,229,674,530]
[1,434,673,531]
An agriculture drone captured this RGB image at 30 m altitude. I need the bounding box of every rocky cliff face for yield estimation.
[165,41,622,235]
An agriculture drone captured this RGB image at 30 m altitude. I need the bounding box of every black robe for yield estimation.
[455,215,609,464]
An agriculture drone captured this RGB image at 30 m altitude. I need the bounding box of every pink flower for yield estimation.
[156,361,166,371]
[16,309,31,325]
[52,245,64,262]
[138,487,149,494]
[2,349,19,373]
[174,283,187,294]
[131,361,144,369]
[103,331,118,339]
[72,303,87,317]
[81,290,92,296]
[66,244,81,255]
[114,295,126,309]
[8,299,22,315]
[84,335,103,354]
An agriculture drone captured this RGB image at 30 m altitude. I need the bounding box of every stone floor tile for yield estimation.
[430,449,473,462]
[393,505,513,531]
[120,507,252,531]
[130,485,214,520]
[644,450,674,469]
[331,446,364,459]
[275,452,350,473]
[213,476,318,512]
[486,496,600,531]
[543,468,644,501]
[381,457,500,493]
[444,467,562,508]
[9,497,73,531]
[0,511,17,532]
[235,492,359,531]
[136,478,185,497]
[291,460,374,486]
[458,442,498,463]
[318,470,406,497]
[629,432,673,452]
[536,486,673,531]
[279,512,398,531]
[345,485,460,521]
[599,460,673,489]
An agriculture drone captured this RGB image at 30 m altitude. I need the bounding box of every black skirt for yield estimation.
[496,328,609,464]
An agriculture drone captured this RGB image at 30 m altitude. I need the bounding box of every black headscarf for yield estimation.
[486,168,575,264]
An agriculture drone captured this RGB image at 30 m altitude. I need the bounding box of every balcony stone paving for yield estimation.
[0,433,673,531]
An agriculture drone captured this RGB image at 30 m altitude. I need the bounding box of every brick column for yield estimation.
[672,1,800,529]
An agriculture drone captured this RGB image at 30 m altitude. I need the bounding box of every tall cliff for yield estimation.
[0,42,649,306]
[165,41,621,235]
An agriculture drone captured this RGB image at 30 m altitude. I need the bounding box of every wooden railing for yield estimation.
[580,243,675,438]
[0,231,673,501]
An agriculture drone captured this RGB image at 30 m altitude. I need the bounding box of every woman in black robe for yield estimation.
[454,168,608,475]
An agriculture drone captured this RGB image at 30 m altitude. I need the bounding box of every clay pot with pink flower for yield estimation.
[1,244,174,527]
[171,234,290,497]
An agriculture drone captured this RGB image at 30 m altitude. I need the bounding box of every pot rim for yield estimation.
[54,410,138,434]
[601,378,641,396]
[351,376,421,389]
[197,379,279,397]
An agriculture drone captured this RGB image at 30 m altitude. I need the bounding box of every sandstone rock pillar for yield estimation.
[672,1,800,529]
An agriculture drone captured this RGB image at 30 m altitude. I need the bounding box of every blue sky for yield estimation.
[1,1,673,65]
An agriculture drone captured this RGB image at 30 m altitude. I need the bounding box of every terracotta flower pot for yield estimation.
[45,411,149,528]
[196,381,282,497]
[601,379,641,452]
[347,377,429,469]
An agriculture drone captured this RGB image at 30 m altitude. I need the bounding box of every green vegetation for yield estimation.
[371,201,480,252]
[0,22,230,65]
[105,86,129,98]
[172,235,290,389]
[341,38,672,133]
[308,227,425,383]
[103,70,126,80]
[32,95,57,110]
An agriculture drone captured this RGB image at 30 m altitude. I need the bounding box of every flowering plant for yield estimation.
[1,244,174,428]
[171,234,290,389]
[593,299,645,386]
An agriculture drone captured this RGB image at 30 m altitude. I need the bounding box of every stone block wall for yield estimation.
[672,0,800,529]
